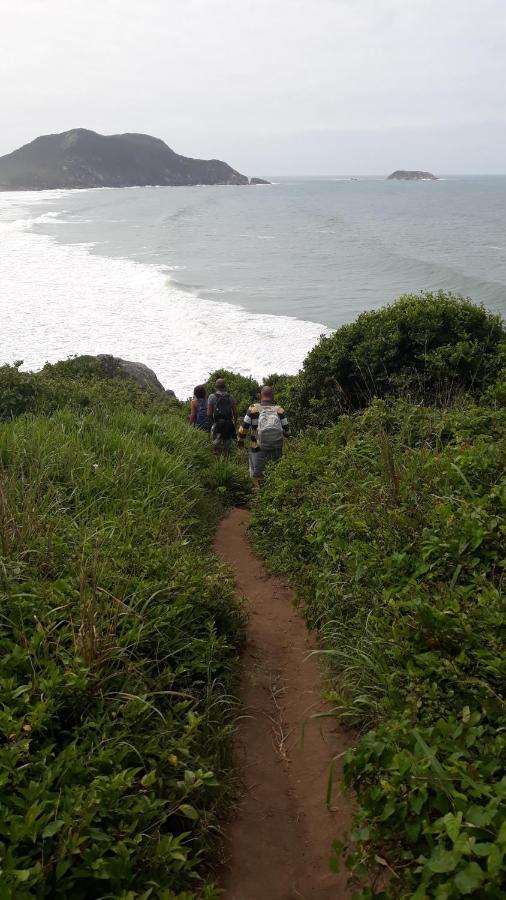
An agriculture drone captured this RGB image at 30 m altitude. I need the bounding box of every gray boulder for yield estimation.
[96,354,173,395]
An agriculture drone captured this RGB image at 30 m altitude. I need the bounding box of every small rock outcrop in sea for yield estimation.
[96,354,174,396]
[250,177,270,185]
[387,170,438,181]
[0,128,252,190]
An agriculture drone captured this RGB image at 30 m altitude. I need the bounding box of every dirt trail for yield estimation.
[214,508,353,900]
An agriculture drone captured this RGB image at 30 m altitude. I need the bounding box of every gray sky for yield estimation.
[1,0,505,174]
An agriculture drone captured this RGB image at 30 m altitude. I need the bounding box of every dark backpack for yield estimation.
[195,397,210,431]
[213,393,236,438]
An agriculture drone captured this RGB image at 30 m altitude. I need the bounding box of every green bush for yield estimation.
[262,372,296,413]
[204,370,260,420]
[202,370,295,426]
[339,713,506,899]
[0,392,249,896]
[252,397,506,897]
[0,363,40,419]
[290,292,505,429]
[0,359,182,422]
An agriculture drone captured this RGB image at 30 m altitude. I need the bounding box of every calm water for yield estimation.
[1,177,505,396]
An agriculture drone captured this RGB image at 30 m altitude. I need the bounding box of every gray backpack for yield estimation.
[257,405,283,449]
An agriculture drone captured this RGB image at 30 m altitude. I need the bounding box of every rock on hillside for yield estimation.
[0,128,251,190]
[95,354,175,396]
[387,170,438,180]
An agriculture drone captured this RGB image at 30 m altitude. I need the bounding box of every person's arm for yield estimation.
[207,395,215,419]
[189,398,198,425]
[278,407,290,437]
[231,396,238,423]
[237,406,253,446]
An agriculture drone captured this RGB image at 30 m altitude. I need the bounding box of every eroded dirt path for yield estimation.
[214,508,353,900]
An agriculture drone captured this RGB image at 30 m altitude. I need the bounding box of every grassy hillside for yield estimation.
[251,295,506,898]
[2,290,504,898]
[0,361,250,898]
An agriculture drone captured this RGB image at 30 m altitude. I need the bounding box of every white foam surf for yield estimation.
[0,191,328,398]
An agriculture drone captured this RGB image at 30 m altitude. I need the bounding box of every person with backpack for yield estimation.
[189,384,210,431]
[207,378,237,456]
[237,385,289,484]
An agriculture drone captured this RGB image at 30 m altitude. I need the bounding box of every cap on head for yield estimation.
[215,378,227,391]
[260,384,274,401]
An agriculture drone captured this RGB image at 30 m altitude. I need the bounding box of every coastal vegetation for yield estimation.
[251,292,506,898]
[282,291,505,431]
[0,358,250,898]
[204,369,260,418]
[1,290,504,898]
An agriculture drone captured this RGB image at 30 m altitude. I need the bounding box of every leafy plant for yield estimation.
[252,395,506,897]
[204,369,260,420]
[338,712,506,899]
[289,292,505,430]
[0,374,249,897]
[0,359,181,422]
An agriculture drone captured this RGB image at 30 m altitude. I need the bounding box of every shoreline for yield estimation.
[0,192,329,398]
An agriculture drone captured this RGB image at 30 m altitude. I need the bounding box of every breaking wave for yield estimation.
[0,191,328,398]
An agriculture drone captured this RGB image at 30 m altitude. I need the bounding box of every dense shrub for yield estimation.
[263,372,297,414]
[0,359,181,422]
[0,363,41,419]
[203,370,295,423]
[204,369,260,420]
[252,398,506,897]
[0,390,250,896]
[289,292,505,429]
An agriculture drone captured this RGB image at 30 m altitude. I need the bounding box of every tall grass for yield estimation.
[0,393,250,898]
[252,397,506,897]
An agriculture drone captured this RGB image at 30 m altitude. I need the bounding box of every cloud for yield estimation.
[1,0,505,172]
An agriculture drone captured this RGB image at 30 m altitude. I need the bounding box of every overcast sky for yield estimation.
[1,0,505,174]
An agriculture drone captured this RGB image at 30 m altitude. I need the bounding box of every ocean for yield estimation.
[1,176,506,398]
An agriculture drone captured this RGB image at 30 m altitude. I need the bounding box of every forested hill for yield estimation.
[0,128,252,189]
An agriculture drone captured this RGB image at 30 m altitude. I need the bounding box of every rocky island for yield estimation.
[387,169,438,181]
[0,128,269,190]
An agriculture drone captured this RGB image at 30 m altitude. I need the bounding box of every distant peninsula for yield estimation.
[387,170,438,181]
[0,128,269,190]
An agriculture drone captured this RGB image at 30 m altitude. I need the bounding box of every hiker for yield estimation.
[207,378,237,456]
[238,385,289,484]
[189,384,210,431]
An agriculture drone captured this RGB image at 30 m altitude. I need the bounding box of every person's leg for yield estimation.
[271,445,283,464]
[248,449,255,479]
[252,447,282,486]
[211,426,222,454]
[249,449,267,488]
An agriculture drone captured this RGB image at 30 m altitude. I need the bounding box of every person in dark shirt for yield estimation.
[207,378,237,456]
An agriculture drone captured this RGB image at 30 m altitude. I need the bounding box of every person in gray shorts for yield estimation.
[238,385,289,485]
[207,378,237,456]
